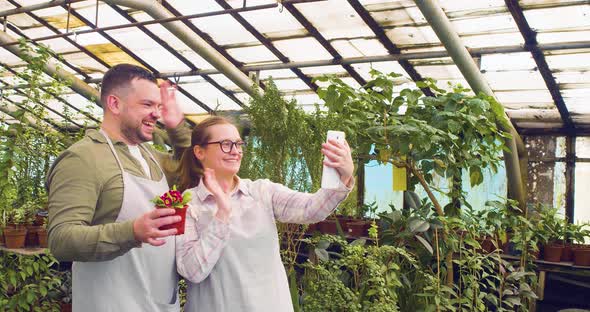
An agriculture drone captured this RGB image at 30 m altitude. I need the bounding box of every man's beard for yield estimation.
[121,120,151,144]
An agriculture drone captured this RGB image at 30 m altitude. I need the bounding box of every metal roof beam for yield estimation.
[104,0,258,97]
[347,0,433,96]
[7,0,114,77]
[282,2,366,86]
[213,0,318,91]
[0,30,99,104]
[0,0,85,18]
[62,5,209,115]
[61,40,588,78]
[505,0,575,130]
[108,4,245,108]
[0,64,100,124]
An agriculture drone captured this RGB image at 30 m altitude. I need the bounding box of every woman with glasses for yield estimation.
[175,116,354,312]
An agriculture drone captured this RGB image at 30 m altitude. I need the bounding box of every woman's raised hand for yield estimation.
[202,168,232,222]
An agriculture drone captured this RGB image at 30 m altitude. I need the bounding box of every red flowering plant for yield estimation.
[151,185,192,209]
[151,185,192,234]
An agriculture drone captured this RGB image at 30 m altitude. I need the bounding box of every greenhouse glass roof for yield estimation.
[0,0,588,134]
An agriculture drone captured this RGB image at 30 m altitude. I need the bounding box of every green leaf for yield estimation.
[409,219,430,233]
[317,240,330,250]
[415,235,433,254]
[315,248,330,262]
[350,238,366,246]
[469,168,483,186]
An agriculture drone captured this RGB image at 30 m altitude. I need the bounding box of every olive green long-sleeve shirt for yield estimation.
[46,125,191,262]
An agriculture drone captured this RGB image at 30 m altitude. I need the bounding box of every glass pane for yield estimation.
[180,81,242,111]
[364,160,404,213]
[577,137,590,158]
[240,7,303,37]
[331,39,389,58]
[273,38,332,62]
[227,46,278,63]
[553,161,566,213]
[574,163,590,224]
[192,15,258,45]
[165,0,222,14]
[414,64,463,80]
[485,71,547,91]
[386,26,440,46]
[61,52,110,75]
[295,1,375,39]
[524,5,590,32]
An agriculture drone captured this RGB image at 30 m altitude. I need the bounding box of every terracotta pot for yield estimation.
[542,244,564,262]
[60,302,72,312]
[25,225,42,247]
[159,206,187,235]
[305,223,318,235]
[4,227,27,249]
[38,228,48,248]
[573,248,590,266]
[347,221,371,237]
[561,244,574,262]
[317,219,338,235]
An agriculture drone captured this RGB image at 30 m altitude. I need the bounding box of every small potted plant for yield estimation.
[571,222,590,266]
[535,206,565,262]
[3,207,28,248]
[151,185,192,235]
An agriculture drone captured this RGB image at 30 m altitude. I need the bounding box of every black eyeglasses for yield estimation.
[204,140,247,153]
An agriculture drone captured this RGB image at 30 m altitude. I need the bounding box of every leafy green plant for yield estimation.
[300,235,408,312]
[314,70,509,218]
[0,253,62,311]
[0,39,82,216]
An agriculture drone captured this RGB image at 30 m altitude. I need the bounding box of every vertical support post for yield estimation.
[356,158,365,211]
[565,136,575,222]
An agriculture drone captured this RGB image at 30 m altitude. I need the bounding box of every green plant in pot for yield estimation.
[3,208,28,249]
[567,222,590,266]
[533,205,565,262]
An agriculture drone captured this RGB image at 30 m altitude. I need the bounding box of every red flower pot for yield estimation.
[159,206,187,235]
[573,248,590,266]
[4,228,27,249]
[317,219,338,235]
[542,244,564,262]
[561,244,574,262]
[38,228,48,248]
[347,221,371,237]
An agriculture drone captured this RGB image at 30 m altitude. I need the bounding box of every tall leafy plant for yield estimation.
[0,40,83,216]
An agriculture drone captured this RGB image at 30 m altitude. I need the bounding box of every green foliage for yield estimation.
[528,204,565,245]
[0,252,62,311]
[0,39,85,221]
[300,235,408,312]
[315,70,508,214]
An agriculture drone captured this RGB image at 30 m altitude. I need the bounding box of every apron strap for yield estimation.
[99,128,125,173]
[138,143,166,178]
[99,129,166,180]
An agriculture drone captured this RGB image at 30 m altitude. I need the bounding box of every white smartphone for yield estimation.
[321,130,345,189]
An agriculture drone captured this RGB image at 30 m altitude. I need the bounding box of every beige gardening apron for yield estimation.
[72,129,179,312]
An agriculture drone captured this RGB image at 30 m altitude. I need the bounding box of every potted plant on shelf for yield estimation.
[570,222,590,266]
[533,206,565,262]
[3,207,28,248]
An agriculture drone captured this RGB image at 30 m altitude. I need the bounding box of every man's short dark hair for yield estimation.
[100,64,157,106]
